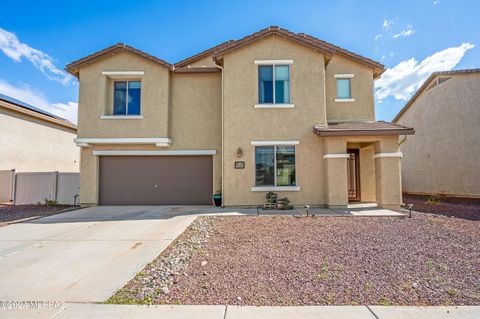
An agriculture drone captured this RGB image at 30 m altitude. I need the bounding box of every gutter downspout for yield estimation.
[399,135,408,146]
[214,60,225,207]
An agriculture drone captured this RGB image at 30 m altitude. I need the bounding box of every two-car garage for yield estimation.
[98,155,213,205]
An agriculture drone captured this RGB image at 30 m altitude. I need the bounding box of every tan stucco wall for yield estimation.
[325,55,375,122]
[359,144,376,202]
[77,52,170,138]
[187,56,216,67]
[0,108,79,172]
[396,74,480,197]
[221,36,327,206]
[78,72,222,205]
[169,73,221,149]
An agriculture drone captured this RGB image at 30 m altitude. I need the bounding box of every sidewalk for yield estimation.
[1,303,479,319]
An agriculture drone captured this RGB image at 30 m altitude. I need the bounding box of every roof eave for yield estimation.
[0,101,77,131]
[314,128,415,137]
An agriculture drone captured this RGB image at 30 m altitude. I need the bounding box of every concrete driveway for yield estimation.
[0,206,215,302]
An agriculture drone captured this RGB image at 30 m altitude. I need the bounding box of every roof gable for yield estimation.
[66,43,172,77]
[393,68,480,123]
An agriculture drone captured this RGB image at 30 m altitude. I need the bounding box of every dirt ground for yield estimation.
[0,204,73,227]
[403,194,480,220]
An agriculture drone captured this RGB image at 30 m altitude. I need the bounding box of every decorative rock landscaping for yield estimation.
[109,213,480,306]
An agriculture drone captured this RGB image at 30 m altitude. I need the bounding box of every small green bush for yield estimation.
[426,196,441,205]
[43,199,59,207]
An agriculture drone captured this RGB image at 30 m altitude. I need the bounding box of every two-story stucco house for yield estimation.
[66,26,414,209]
[393,69,480,198]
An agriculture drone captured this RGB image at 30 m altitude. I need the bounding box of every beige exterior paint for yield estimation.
[222,36,327,206]
[395,73,480,197]
[0,107,79,172]
[325,55,376,122]
[72,32,404,209]
[77,53,170,138]
[187,56,216,67]
[78,71,222,205]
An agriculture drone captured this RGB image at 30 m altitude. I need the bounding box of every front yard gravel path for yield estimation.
[109,213,480,306]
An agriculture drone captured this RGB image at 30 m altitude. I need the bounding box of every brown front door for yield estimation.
[99,156,213,205]
[347,149,360,202]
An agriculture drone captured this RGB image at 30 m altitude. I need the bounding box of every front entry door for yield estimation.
[347,149,360,201]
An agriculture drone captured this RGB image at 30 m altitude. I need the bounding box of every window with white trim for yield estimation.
[113,81,141,115]
[255,146,296,186]
[258,65,291,104]
[336,78,351,99]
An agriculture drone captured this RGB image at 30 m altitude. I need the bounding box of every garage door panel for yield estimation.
[99,156,213,205]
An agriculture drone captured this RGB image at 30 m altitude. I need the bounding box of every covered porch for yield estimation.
[315,121,415,210]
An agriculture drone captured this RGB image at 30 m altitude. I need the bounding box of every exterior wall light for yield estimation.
[237,147,243,158]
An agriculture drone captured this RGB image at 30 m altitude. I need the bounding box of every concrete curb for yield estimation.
[1,304,479,319]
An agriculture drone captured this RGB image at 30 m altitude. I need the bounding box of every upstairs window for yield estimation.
[113,81,141,115]
[336,78,351,99]
[258,65,290,104]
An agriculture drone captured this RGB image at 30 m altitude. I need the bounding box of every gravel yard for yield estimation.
[403,194,480,220]
[0,204,73,227]
[109,214,480,306]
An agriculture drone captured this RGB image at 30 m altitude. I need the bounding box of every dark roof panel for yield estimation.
[0,93,60,119]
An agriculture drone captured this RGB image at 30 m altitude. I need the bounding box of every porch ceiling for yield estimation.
[314,121,415,137]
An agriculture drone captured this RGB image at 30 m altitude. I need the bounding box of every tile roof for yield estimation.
[392,68,480,123]
[66,26,385,78]
[314,121,414,136]
[0,93,76,130]
[209,26,385,78]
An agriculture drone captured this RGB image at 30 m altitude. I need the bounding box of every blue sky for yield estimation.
[0,0,477,123]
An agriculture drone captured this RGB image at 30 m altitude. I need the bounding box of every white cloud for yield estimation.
[48,101,78,124]
[383,18,398,31]
[433,0,440,5]
[374,34,382,41]
[375,43,475,101]
[0,28,73,85]
[0,79,77,124]
[393,25,415,38]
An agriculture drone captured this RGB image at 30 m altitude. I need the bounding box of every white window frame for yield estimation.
[334,74,355,102]
[113,80,142,116]
[255,61,294,108]
[252,143,299,191]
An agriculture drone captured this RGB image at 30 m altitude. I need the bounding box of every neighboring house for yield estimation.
[66,26,414,208]
[0,94,79,172]
[393,69,480,198]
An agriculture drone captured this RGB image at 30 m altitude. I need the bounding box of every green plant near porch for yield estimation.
[265,191,278,203]
[277,197,293,210]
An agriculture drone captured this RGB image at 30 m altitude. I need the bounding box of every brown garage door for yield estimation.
[99,156,213,205]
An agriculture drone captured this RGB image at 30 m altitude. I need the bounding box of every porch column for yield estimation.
[374,138,402,210]
[324,137,348,208]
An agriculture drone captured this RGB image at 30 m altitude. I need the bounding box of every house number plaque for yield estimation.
[234,161,245,169]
